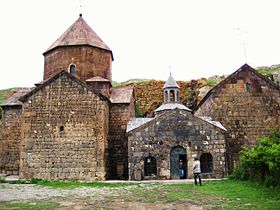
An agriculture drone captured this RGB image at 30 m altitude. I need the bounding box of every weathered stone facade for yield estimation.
[0,15,135,180]
[195,64,280,172]
[1,15,278,181]
[108,101,135,179]
[44,46,112,82]
[127,110,227,180]
[19,72,110,181]
[0,106,22,175]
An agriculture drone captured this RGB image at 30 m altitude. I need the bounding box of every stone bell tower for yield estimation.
[163,73,180,103]
[154,74,191,116]
[43,14,113,82]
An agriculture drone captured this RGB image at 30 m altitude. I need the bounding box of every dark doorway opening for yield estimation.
[200,153,213,173]
[179,154,187,179]
[170,146,187,179]
[144,156,157,176]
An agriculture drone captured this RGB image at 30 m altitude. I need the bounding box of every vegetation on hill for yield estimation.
[231,130,280,187]
[0,88,18,119]
[117,79,206,117]
[0,64,279,118]
[256,64,280,81]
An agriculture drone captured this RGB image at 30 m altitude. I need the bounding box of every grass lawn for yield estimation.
[1,179,279,209]
[168,180,280,209]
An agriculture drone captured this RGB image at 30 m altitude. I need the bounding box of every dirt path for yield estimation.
[0,183,118,201]
[0,183,212,209]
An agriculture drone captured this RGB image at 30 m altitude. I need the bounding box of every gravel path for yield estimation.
[0,183,119,202]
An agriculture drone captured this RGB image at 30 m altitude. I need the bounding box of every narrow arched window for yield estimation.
[164,90,168,103]
[170,90,175,102]
[59,126,64,133]
[200,153,213,173]
[245,83,251,92]
[69,64,75,76]
[144,156,157,176]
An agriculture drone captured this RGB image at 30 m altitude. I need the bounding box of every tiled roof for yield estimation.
[127,109,227,134]
[197,116,227,131]
[126,118,154,132]
[86,76,111,82]
[44,14,112,55]
[154,103,191,113]
[34,79,48,86]
[163,74,180,89]
[110,87,134,104]
[1,88,33,107]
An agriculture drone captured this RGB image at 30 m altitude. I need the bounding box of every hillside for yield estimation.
[0,88,21,120]
[113,64,280,116]
[0,64,279,118]
[116,79,207,117]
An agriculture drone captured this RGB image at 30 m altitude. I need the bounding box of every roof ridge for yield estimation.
[19,70,110,103]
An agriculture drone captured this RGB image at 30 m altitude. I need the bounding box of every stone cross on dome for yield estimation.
[168,65,172,76]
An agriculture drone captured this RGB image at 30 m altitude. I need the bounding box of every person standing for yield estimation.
[179,159,184,179]
[193,157,202,185]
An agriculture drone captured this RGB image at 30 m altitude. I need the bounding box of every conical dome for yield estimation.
[43,14,113,82]
[44,14,112,55]
[163,74,180,89]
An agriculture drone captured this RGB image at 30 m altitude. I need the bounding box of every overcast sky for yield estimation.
[0,0,280,89]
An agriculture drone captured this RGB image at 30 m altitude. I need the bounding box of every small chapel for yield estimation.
[127,74,227,180]
[0,14,279,181]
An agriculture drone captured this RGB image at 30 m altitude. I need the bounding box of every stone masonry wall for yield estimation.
[196,71,280,172]
[0,106,22,175]
[19,74,109,181]
[108,101,135,179]
[44,46,112,82]
[128,110,226,180]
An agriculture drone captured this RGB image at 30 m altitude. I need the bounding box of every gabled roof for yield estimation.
[44,14,113,59]
[1,88,33,107]
[20,70,109,103]
[110,86,134,104]
[127,109,226,134]
[126,118,154,132]
[154,103,191,113]
[197,116,227,131]
[194,63,280,111]
[163,74,180,89]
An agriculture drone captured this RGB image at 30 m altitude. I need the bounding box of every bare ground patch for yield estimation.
[0,183,213,209]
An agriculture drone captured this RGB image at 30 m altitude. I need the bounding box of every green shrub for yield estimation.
[0,174,6,183]
[231,130,280,187]
[205,79,217,87]
[257,68,274,80]
[135,99,144,117]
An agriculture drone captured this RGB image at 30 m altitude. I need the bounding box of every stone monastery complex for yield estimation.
[0,15,279,181]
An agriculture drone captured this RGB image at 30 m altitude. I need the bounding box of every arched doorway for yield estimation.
[170,146,187,179]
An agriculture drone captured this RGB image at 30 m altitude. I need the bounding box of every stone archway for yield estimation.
[170,146,187,179]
